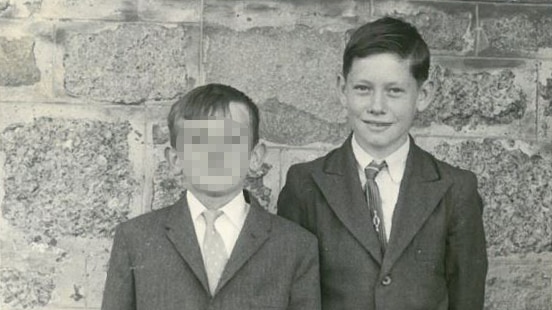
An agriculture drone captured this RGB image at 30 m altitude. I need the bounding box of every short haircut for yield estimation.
[167,83,260,148]
[342,16,430,85]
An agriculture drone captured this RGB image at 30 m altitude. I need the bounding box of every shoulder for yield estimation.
[287,154,326,175]
[284,148,337,181]
[416,145,479,191]
[114,205,173,238]
[437,157,478,185]
[269,213,317,244]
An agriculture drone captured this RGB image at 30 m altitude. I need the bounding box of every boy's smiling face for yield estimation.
[338,53,432,158]
[171,102,259,197]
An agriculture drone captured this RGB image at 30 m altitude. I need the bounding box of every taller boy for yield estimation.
[278,17,487,309]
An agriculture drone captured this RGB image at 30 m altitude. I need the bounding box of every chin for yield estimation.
[195,180,243,196]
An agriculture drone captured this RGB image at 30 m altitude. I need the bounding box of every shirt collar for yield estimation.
[187,191,249,229]
[351,134,410,184]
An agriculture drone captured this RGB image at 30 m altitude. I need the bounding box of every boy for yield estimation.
[102,84,320,310]
[277,17,487,309]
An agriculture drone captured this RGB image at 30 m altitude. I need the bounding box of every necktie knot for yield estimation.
[365,160,387,180]
[203,209,223,229]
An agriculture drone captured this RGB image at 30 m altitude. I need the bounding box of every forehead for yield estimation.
[350,53,414,81]
[178,119,248,135]
[175,101,250,135]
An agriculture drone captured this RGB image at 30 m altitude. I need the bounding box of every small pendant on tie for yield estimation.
[372,212,381,233]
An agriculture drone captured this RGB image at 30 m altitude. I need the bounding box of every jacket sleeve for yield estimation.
[101,225,136,310]
[446,171,488,310]
[287,235,321,310]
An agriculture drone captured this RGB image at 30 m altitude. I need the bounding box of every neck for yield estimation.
[353,134,409,160]
[188,187,242,210]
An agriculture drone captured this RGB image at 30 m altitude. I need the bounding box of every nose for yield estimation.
[208,152,225,169]
[367,90,386,114]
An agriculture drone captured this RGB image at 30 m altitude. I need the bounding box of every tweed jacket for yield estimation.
[102,191,321,310]
[277,136,487,310]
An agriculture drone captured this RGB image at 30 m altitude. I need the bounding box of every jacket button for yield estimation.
[382,275,392,286]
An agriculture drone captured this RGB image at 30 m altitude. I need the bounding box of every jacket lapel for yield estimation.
[382,141,452,270]
[312,135,383,264]
[215,193,272,294]
[164,194,210,293]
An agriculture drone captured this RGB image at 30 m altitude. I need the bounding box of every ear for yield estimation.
[337,73,348,109]
[164,146,182,175]
[416,80,434,112]
[248,141,267,173]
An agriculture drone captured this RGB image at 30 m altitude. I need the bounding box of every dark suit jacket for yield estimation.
[277,136,487,310]
[102,191,320,310]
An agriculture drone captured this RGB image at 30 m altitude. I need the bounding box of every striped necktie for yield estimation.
[365,160,388,254]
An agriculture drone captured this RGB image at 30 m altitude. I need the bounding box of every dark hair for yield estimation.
[167,83,260,148]
[342,17,430,85]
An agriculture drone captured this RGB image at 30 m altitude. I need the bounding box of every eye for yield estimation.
[388,87,404,96]
[353,85,372,93]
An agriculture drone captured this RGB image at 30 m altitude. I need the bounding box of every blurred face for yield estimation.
[338,53,431,158]
[172,102,258,197]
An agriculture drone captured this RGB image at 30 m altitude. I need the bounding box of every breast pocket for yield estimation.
[415,248,439,262]
[415,248,445,276]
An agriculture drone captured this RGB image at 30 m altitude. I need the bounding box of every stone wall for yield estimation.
[0,0,550,309]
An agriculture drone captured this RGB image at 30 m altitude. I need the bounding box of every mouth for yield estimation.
[362,120,393,128]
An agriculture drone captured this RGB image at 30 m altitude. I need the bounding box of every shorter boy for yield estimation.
[102,84,320,310]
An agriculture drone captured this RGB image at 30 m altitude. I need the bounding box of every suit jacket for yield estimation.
[102,191,321,310]
[277,136,487,310]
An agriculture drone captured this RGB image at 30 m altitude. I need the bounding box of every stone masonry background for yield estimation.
[0,0,551,309]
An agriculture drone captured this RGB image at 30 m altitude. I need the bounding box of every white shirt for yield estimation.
[351,134,410,241]
[187,191,249,257]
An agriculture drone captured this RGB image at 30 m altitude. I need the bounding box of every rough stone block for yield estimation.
[431,139,552,256]
[61,23,199,104]
[0,267,55,309]
[0,36,40,87]
[537,61,552,140]
[39,0,137,20]
[373,1,476,55]
[204,25,346,126]
[151,158,184,210]
[0,20,56,102]
[0,117,138,246]
[0,0,41,18]
[204,0,370,30]
[150,122,275,211]
[139,0,199,22]
[261,98,349,146]
[0,250,63,310]
[414,58,536,138]
[485,260,552,310]
[0,239,94,309]
[478,4,552,56]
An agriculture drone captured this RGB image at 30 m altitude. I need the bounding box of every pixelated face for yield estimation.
[338,53,431,158]
[173,102,253,196]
